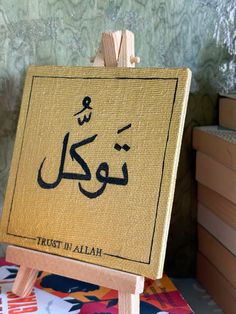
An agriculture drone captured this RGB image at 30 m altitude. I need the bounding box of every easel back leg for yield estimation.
[12,265,38,297]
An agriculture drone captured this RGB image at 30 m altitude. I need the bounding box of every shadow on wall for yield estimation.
[165,42,234,277]
[0,76,21,260]
[0,76,22,214]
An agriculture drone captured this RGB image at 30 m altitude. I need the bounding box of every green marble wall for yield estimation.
[0,0,235,275]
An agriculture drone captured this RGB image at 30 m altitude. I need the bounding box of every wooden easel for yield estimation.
[6,30,144,313]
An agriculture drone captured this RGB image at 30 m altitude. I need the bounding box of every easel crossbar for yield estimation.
[6,246,144,294]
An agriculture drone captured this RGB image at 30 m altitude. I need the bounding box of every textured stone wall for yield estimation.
[0,0,235,275]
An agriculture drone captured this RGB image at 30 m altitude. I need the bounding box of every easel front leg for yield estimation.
[12,265,38,297]
[118,291,140,314]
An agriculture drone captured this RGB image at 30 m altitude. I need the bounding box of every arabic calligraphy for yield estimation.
[73,96,92,126]
[37,96,131,199]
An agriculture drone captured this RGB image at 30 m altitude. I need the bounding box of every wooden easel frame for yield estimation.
[6,30,143,313]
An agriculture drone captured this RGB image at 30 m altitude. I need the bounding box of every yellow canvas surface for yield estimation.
[0,66,191,278]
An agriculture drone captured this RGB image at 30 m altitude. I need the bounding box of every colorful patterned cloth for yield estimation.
[0,259,193,313]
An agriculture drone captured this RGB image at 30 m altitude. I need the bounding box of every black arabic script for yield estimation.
[37,132,129,199]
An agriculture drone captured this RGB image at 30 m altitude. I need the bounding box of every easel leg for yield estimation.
[12,265,38,297]
[118,291,140,314]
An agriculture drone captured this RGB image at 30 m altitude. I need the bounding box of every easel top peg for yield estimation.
[91,30,140,68]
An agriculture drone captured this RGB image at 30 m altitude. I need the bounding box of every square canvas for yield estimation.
[0,66,191,278]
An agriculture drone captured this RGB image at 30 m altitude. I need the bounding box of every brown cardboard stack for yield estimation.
[193,95,236,314]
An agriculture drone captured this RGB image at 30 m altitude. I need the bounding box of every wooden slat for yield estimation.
[12,265,39,297]
[118,291,140,314]
[102,30,122,67]
[198,225,236,288]
[198,184,236,229]
[197,203,236,255]
[118,30,135,67]
[196,152,236,204]
[197,252,236,314]
[193,126,236,171]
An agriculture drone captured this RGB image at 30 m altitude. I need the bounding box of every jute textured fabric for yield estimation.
[0,66,191,278]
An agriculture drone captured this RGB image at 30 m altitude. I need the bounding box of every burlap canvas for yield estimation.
[0,66,191,278]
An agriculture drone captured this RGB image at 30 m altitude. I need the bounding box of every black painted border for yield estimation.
[7,74,178,265]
